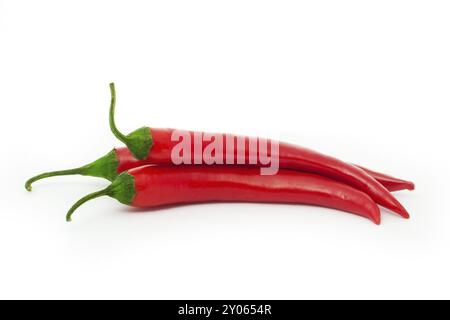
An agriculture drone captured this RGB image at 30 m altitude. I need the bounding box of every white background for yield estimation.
[0,0,449,300]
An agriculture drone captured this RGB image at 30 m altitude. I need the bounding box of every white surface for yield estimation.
[0,0,449,300]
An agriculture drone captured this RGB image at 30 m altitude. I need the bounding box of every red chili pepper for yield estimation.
[25,145,413,193]
[65,166,382,225]
[107,84,409,219]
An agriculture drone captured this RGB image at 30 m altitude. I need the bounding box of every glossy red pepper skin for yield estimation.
[115,128,409,218]
[116,145,412,192]
[127,166,381,224]
[25,82,414,197]
[25,138,414,193]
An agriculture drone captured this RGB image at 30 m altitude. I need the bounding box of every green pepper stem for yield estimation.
[107,83,153,160]
[65,172,136,222]
[25,168,84,191]
[25,150,120,191]
[108,83,128,143]
[66,188,111,222]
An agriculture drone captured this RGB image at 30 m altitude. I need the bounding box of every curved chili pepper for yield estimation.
[66,166,382,224]
[108,83,409,218]
[25,146,414,193]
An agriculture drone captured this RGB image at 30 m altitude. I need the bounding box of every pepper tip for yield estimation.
[373,215,381,225]
[399,207,410,219]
